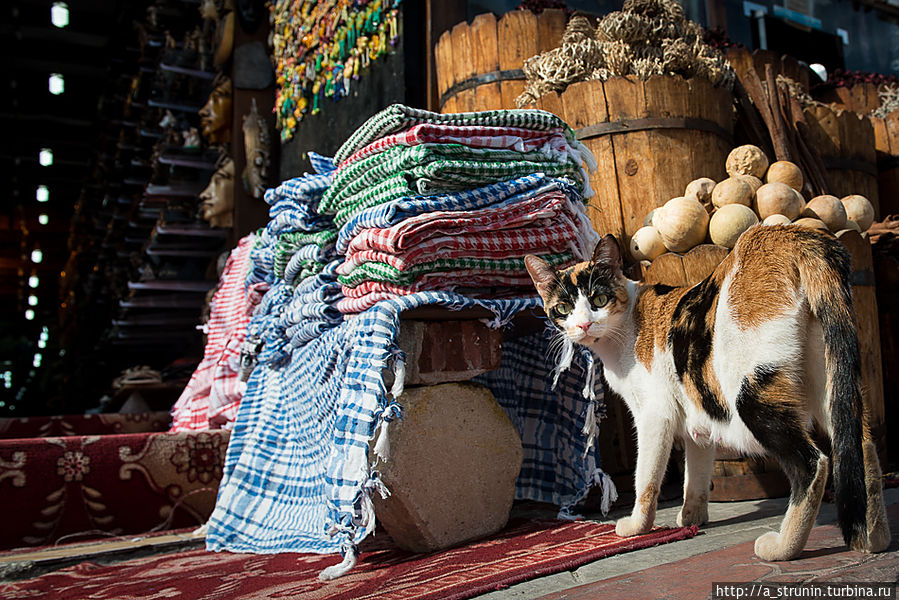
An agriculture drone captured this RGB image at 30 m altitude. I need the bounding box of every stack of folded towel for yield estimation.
[206,107,611,578]
[320,106,599,314]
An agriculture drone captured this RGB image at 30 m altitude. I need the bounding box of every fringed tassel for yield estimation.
[594,468,619,517]
[373,420,391,462]
[552,338,576,390]
[389,352,405,400]
[318,546,358,581]
[373,403,402,463]
[191,521,208,538]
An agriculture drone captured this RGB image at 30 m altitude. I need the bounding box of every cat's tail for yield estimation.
[798,232,868,550]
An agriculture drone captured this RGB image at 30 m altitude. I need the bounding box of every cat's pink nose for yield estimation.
[578,323,591,332]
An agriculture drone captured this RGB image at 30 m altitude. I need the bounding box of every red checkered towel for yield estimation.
[171,235,264,431]
[338,123,576,169]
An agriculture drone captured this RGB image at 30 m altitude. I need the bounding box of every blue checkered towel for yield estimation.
[206,291,605,560]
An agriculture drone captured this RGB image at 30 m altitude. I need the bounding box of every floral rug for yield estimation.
[0,519,699,600]
[0,412,171,439]
[0,430,228,550]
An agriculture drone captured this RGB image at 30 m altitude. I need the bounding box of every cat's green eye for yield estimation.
[591,294,609,308]
[553,303,571,317]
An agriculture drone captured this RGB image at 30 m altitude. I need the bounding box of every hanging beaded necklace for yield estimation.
[270,0,402,142]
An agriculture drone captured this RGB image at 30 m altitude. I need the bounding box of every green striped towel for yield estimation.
[337,252,574,287]
[335,104,578,163]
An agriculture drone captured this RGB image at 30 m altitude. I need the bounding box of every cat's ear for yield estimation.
[591,234,623,274]
[524,254,556,300]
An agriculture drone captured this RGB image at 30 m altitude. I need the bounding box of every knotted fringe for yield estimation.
[373,402,402,463]
[552,337,576,390]
[318,546,357,581]
[593,468,619,517]
[580,353,599,457]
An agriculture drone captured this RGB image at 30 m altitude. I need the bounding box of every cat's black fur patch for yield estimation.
[736,364,821,504]
[668,277,729,421]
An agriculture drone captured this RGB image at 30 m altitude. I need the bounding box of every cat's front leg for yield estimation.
[677,436,715,527]
[616,412,675,537]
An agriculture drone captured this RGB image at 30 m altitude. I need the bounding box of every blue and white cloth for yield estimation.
[206,291,605,559]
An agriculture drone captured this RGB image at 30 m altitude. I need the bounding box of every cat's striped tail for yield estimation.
[796,229,868,550]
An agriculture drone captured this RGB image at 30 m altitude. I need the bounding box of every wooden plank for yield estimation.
[425,0,467,112]
[497,10,537,109]
[434,31,454,113]
[450,21,475,113]
[560,80,624,241]
[536,8,566,53]
[641,252,689,287]
[469,13,501,111]
[871,116,890,157]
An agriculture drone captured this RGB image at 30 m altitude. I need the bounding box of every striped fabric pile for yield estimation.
[322,105,599,313]
[206,107,611,578]
[170,234,266,431]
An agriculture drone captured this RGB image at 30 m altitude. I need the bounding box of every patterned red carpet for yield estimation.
[0,429,228,550]
[1,519,698,600]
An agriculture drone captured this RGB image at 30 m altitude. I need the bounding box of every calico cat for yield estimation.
[525,224,890,561]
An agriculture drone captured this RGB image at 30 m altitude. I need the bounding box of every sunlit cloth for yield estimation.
[340,123,582,166]
[322,148,587,227]
[206,291,605,561]
[342,194,581,257]
[334,104,587,165]
[336,251,575,289]
[335,174,588,254]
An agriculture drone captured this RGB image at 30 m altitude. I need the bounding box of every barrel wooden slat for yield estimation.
[804,106,881,218]
[435,30,454,113]
[536,8,566,54]
[451,22,476,113]
[497,10,537,111]
[557,81,624,241]
[470,13,501,112]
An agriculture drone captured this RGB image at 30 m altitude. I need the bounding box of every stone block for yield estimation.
[392,320,503,386]
[372,382,523,553]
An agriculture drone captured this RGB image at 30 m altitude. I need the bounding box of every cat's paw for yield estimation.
[753,531,798,561]
[615,516,650,537]
[676,503,708,527]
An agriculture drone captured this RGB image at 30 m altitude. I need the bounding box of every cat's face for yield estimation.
[525,235,630,345]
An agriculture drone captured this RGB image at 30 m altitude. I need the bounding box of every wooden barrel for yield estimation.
[727,47,813,93]
[803,105,881,219]
[528,76,733,250]
[813,81,882,116]
[639,233,885,499]
[869,110,899,217]
[434,10,567,114]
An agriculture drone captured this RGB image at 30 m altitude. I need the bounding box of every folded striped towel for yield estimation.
[334,104,585,164]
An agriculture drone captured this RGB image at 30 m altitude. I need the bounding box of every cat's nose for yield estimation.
[578,323,591,332]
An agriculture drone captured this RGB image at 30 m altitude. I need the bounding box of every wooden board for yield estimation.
[450,21,475,113]
[469,13,501,112]
[497,10,537,110]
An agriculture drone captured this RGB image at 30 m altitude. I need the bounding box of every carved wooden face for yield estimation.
[199,79,232,144]
[199,158,235,227]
